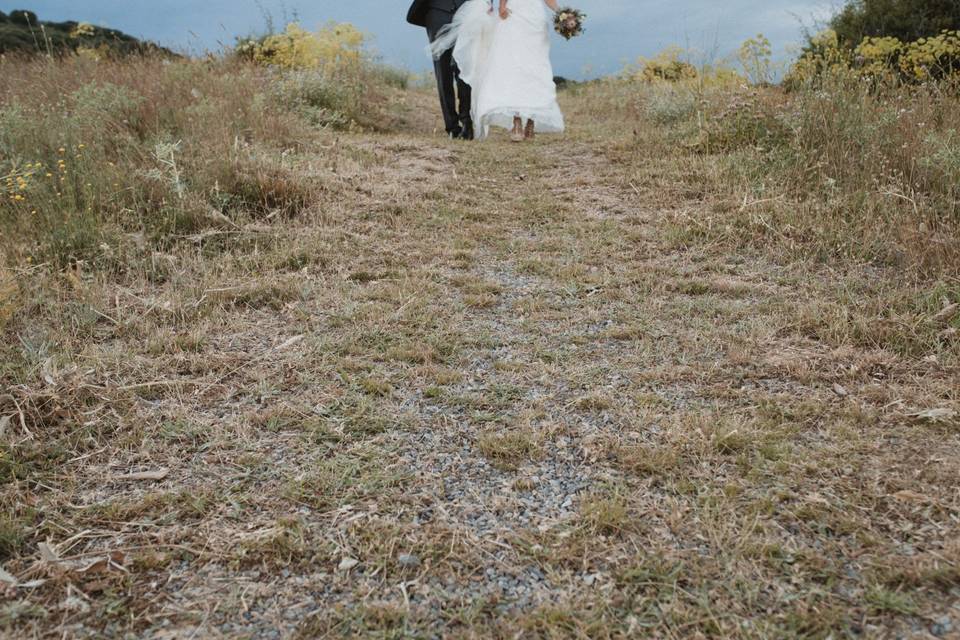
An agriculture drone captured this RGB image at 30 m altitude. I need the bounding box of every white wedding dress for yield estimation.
[431,0,565,140]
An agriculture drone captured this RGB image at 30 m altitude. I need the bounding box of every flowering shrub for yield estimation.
[738,35,774,85]
[70,22,96,39]
[632,44,746,88]
[235,21,404,131]
[785,30,856,88]
[788,29,960,87]
[635,47,698,83]
[855,36,903,77]
[901,30,960,81]
[245,22,366,77]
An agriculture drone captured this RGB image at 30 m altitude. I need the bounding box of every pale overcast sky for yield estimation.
[2,1,836,78]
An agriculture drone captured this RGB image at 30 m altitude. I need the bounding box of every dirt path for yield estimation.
[8,105,960,639]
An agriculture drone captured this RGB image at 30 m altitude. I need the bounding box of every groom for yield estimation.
[407,0,474,140]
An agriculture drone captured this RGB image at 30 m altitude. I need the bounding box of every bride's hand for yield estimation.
[498,1,510,19]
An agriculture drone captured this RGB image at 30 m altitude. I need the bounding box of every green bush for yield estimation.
[788,29,960,87]
[643,85,699,125]
[8,10,37,26]
[705,92,791,153]
[372,64,410,90]
[734,77,956,268]
[233,21,407,130]
[272,71,351,129]
[0,57,320,268]
[0,11,173,57]
[832,0,960,46]
[636,47,698,83]
[920,128,960,200]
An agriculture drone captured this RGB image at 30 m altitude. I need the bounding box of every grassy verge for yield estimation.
[565,74,960,367]
[1,53,958,639]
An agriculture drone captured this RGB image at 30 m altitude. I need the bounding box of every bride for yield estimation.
[431,0,565,142]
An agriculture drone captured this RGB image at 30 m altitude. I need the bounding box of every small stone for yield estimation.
[932,616,953,637]
[338,557,359,571]
[398,553,420,568]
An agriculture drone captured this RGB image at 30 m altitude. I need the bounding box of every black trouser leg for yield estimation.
[427,9,471,135]
[455,61,472,125]
[432,48,461,134]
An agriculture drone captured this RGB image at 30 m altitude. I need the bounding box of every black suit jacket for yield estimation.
[407,0,470,28]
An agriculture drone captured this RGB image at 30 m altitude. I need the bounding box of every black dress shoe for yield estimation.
[460,121,475,141]
[448,127,463,140]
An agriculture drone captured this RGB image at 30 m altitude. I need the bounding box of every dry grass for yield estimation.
[0,56,958,639]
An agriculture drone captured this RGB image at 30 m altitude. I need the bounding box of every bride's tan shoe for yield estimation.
[524,119,535,140]
[510,117,524,143]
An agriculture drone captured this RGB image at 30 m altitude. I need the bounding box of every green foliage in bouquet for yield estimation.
[553,8,585,40]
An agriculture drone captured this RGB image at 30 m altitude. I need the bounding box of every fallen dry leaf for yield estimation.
[907,408,958,423]
[38,542,60,563]
[275,335,305,351]
[893,490,936,505]
[931,303,959,325]
[0,566,17,586]
[114,469,170,481]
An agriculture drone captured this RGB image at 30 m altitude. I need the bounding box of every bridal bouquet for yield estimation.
[554,7,586,40]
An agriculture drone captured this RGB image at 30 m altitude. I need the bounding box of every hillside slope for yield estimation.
[0,9,173,56]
